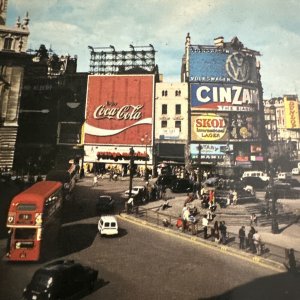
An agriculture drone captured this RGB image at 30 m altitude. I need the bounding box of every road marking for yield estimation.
[118,214,285,273]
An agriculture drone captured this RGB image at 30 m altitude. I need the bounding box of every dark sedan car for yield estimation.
[23,260,98,300]
[170,179,193,193]
[96,195,115,214]
[242,176,269,189]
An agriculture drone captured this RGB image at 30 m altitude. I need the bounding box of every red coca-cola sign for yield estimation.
[84,75,154,145]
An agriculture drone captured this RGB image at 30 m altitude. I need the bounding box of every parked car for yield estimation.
[98,215,118,236]
[124,185,145,197]
[241,171,269,182]
[22,260,98,300]
[96,195,115,214]
[124,185,147,204]
[155,174,177,188]
[242,176,269,189]
[292,168,300,175]
[170,179,193,193]
[277,172,291,180]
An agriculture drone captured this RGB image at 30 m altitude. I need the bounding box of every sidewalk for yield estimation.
[136,192,300,266]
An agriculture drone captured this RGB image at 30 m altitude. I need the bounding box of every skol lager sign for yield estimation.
[192,114,227,141]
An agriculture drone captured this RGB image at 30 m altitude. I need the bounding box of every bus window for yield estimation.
[15,228,36,239]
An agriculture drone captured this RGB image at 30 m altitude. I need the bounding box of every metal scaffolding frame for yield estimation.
[88,44,156,75]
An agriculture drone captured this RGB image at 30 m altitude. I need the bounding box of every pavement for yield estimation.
[123,180,300,271]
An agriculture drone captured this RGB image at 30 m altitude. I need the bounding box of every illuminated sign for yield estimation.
[190,83,258,111]
[190,143,233,159]
[189,46,258,84]
[84,75,154,145]
[191,114,228,141]
[284,96,300,129]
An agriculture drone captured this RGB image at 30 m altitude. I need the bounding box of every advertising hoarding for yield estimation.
[284,96,300,129]
[84,75,154,145]
[190,83,259,111]
[190,143,233,160]
[189,46,258,84]
[191,113,259,142]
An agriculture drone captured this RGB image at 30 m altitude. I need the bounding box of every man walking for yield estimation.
[238,226,246,249]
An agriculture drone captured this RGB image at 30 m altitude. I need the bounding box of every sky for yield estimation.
[5,0,300,98]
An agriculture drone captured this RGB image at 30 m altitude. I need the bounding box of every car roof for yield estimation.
[39,260,81,273]
[99,195,112,199]
[100,215,117,222]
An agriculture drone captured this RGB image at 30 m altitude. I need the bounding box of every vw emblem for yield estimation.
[226,52,250,82]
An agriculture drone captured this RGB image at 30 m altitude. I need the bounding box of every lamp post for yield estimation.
[128,147,135,199]
[141,134,151,181]
[197,144,202,184]
[268,157,279,234]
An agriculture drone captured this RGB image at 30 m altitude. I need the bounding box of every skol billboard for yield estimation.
[284,95,300,129]
[189,46,258,84]
[84,75,154,145]
[190,83,259,111]
[191,113,259,142]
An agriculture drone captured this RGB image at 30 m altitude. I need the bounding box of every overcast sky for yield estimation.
[6,0,300,98]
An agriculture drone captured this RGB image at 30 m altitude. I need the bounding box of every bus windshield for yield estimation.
[15,228,36,239]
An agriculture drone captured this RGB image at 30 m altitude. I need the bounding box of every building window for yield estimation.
[162,104,167,114]
[162,90,168,97]
[161,120,167,128]
[175,90,181,96]
[175,104,181,114]
[175,121,181,132]
[3,37,13,50]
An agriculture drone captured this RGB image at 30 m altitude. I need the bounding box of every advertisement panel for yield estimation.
[190,83,259,111]
[284,96,300,129]
[189,46,258,84]
[190,143,233,160]
[191,113,259,142]
[191,113,228,142]
[84,75,154,145]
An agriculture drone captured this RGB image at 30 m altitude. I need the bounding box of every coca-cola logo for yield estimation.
[93,103,143,120]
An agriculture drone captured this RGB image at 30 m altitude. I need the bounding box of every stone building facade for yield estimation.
[0,0,30,169]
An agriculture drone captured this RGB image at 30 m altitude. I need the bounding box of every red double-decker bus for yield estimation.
[6,181,63,261]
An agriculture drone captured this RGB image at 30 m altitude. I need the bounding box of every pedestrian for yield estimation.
[202,215,208,239]
[212,220,220,242]
[184,193,193,205]
[247,226,255,252]
[232,189,238,205]
[238,226,246,249]
[93,175,98,187]
[285,248,297,274]
[250,213,257,226]
[253,230,262,255]
[219,221,227,244]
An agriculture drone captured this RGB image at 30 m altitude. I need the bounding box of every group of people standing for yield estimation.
[238,225,263,255]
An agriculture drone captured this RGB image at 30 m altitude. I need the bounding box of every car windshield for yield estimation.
[30,272,54,291]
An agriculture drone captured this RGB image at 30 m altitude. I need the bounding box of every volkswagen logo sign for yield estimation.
[226,52,250,82]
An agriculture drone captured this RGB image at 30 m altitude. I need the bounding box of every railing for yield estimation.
[124,206,300,268]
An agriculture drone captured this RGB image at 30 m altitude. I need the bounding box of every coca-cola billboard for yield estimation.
[84,75,154,145]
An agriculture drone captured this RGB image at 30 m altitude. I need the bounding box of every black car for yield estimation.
[242,176,269,189]
[96,195,115,213]
[155,174,177,188]
[170,179,193,193]
[23,260,98,300]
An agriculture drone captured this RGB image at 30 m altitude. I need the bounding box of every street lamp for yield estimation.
[268,157,279,234]
[140,134,151,181]
[128,147,135,199]
[197,144,202,184]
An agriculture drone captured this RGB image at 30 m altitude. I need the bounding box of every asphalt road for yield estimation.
[1,176,299,300]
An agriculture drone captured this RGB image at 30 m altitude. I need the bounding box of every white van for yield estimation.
[241,171,269,182]
[98,215,118,236]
